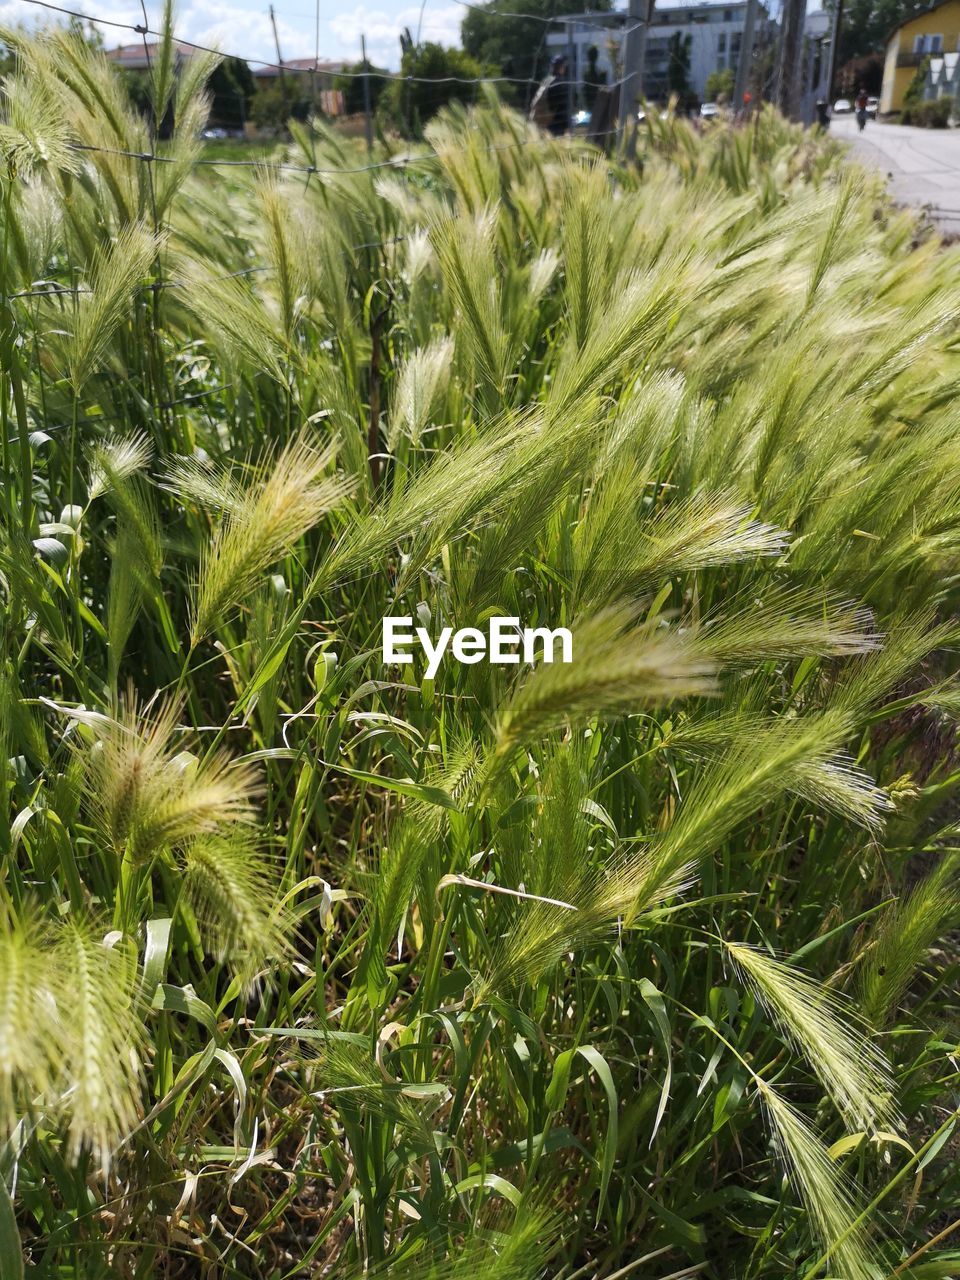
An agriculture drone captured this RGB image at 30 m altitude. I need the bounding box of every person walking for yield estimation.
[530,54,572,136]
[855,86,869,132]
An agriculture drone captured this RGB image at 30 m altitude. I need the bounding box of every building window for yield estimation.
[914,33,944,53]
[718,32,727,53]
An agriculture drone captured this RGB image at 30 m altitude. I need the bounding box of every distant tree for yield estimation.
[706,66,735,101]
[379,42,489,135]
[835,52,884,96]
[251,76,311,130]
[67,16,104,50]
[833,0,932,65]
[667,31,692,98]
[901,53,929,110]
[209,57,257,128]
[336,59,391,115]
[461,0,612,101]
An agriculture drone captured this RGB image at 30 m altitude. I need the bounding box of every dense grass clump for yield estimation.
[2,22,960,1280]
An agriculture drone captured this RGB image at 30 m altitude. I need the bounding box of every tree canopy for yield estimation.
[837,0,936,64]
[379,42,490,133]
[461,0,613,93]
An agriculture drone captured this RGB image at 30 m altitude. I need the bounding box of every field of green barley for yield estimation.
[2,18,960,1280]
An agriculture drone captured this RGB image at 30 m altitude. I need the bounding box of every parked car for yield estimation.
[700,101,720,119]
[866,96,879,118]
[833,98,852,113]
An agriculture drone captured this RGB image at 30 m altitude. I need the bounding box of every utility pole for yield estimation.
[775,0,806,117]
[567,21,576,125]
[269,4,285,77]
[311,0,320,112]
[361,34,373,153]
[734,0,759,110]
[618,0,651,144]
[825,0,844,102]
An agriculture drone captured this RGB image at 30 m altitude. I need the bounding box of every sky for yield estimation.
[0,0,468,71]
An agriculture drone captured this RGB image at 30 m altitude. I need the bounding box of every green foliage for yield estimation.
[379,42,490,134]
[706,64,735,101]
[336,57,391,115]
[667,31,692,98]
[461,0,612,86]
[251,73,311,129]
[208,55,256,128]
[902,54,930,110]
[2,28,960,1280]
[901,96,951,127]
[837,0,933,65]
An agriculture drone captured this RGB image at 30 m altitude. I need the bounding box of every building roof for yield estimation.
[105,40,196,68]
[251,57,346,77]
[886,0,960,44]
[105,44,345,76]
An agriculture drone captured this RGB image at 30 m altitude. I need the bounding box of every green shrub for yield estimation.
[902,96,952,127]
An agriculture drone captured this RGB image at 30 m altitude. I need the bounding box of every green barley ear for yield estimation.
[387,335,455,449]
[170,435,355,645]
[83,695,259,863]
[171,254,287,381]
[180,835,290,987]
[350,1201,557,1279]
[0,905,59,1140]
[758,1082,880,1280]
[64,222,162,392]
[0,72,82,178]
[148,0,177,136]
[689,587,879,667]
[256,171,311,342]
[54,916,145,1166]
[572,481,789,607]
[87,431,152,503]
[491,606,715,765]
[106,510,161,692]
[726,942,896,1132]
[430,210,511,415]
[859,856,960,1026]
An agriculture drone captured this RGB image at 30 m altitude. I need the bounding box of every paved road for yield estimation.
[831,114,960,230]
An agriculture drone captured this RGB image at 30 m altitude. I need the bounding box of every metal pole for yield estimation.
[825,0,843,103]
[775,0,806,117]
[567,21,576,125]
[269,4,285,78]
[361,33,373,153]
[734,0,758,111]
[618,0,644,141]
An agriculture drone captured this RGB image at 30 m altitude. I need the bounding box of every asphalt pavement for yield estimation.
[831,113,960,230]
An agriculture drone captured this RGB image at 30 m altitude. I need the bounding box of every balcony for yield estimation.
[897,50,937,67]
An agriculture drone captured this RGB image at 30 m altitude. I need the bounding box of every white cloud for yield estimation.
[0,0,468,69]
[328,3,462,67]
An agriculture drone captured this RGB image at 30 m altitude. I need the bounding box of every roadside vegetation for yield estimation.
[2,18,960,1280]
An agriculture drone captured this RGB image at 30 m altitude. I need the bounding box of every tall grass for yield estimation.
[2,24,960,1279]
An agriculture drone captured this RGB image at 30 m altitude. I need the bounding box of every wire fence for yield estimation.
[1,0,634,335]
[17,0,646,89]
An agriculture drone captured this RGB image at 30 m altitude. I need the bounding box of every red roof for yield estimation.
[251,57,346,77]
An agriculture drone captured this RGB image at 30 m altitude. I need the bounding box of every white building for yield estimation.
[544,0,770,105]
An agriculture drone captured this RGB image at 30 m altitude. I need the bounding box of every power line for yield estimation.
[14,0,641,88]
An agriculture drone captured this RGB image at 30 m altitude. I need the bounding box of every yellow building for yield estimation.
[881,0,960,113]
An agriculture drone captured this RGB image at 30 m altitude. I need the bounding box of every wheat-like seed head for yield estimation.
[84,694,259,862]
